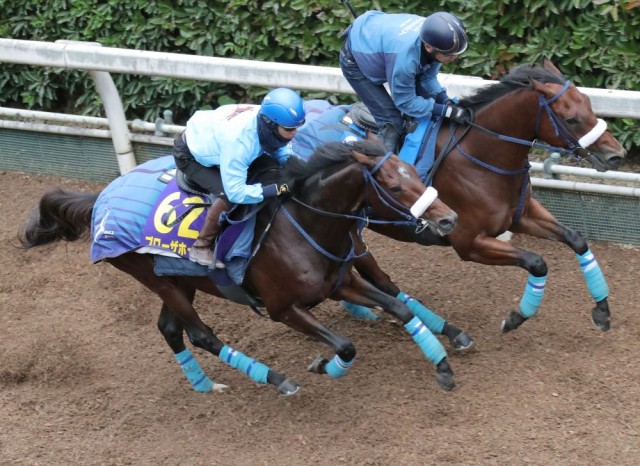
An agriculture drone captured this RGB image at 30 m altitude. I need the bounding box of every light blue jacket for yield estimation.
[184,105,292,204]
[348,11,445,118]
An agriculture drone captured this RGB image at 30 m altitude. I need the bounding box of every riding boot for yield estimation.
[377,123,401,154]
[189,197,228,267]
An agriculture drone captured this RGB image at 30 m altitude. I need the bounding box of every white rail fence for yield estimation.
[1,38,639,196]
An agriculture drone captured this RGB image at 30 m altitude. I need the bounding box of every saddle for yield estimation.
[176,170,209,197]
[173,156,281,310]
[348,102,380,133]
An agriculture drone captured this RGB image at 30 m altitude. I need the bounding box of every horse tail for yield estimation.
[19,188,99,249]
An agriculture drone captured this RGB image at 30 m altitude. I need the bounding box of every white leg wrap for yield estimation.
[410,186,438,218]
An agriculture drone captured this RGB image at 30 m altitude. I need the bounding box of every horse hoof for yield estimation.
[435,371,456,391]
[277,377,300,396]
[212,383,229,393]
[450,331,474,351]
[501,311,526,333]
[307,356,328,374]
[592,306,611,332]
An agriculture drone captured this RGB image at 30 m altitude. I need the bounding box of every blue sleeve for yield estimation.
[273,143,294,166]
[417,62,445,97]
[388,58,440,119]
[219,140,265,204]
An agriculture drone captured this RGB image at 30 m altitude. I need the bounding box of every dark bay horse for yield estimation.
[352,59,627,334]
[19,140,461,395]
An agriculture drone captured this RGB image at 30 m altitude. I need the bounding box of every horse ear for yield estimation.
[541,57,563,76]
[351,149,376,169]
[530,78,556,99]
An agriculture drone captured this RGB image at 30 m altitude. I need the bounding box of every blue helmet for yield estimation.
[259,88,305,128]
[420,12,468,55]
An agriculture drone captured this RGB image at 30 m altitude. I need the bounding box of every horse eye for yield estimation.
[565,117,579,125]
[389,185,402,193]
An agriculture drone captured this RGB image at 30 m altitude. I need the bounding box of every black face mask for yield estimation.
[421,46,438,65]
[257,115,290,154]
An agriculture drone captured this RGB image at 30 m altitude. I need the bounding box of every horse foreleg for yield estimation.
[512,198,610,331]
[353,244,473,350]
[333,273,455,391]
[339,237,395,321]
[270,304,357,380]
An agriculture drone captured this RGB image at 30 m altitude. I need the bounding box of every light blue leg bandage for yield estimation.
[577,249,609,302]
[324,354,354,379]
[397,291,445,334]
[175,348,213,393]
[341,301,380,320]
[519,274,547,318]
[404,316,446,365]
[219,345,269,384]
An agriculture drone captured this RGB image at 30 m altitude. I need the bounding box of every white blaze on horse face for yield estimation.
[398,165,411,179]
[578,118,607,148]
[410,186,438,218]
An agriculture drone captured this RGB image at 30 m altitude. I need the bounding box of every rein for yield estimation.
[464,80,607,164]
[444,80,607,222]
[288,151,427,230]
[281,151,429,264]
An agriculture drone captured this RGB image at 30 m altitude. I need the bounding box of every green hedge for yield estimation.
[1,0,639,154]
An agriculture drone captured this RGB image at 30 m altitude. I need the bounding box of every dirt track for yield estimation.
[2,170,640,465]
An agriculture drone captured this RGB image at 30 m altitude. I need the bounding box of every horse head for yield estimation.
[348,141,458,236]
[459,59,626,173]
[285,140,457,236]
[530,59,626,171]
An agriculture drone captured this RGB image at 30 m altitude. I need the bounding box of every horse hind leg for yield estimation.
[172,306,299,396]
[157,303,227,393]
[110,255,297,395]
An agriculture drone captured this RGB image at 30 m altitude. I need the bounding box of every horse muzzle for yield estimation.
[584,147,626,172]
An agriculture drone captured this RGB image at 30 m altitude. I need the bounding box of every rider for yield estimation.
[340,10,472,153]
[173,87,306,266]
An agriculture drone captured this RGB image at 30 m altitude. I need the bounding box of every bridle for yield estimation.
[281,151,440,265]
[463,80,610,171]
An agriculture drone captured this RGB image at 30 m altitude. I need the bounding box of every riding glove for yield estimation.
[434,90,450,104]
[433,103,473,125]
[263,183,289,198]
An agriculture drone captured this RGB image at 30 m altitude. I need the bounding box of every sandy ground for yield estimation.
[1,170,640,465]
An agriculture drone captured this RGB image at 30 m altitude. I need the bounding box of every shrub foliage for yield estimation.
[1,0,638,151]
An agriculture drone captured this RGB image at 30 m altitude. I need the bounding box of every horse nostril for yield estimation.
[438,216,456,233]
[607,156,623,169]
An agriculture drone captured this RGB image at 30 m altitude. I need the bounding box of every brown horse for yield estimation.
[19,140,461,395]
[352,59,626,334]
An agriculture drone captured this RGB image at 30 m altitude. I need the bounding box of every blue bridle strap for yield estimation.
[281,151,425,265]
[453,80,580,223]
[467,80,586,159]
[280,205,366,264]
[369,151,394,174]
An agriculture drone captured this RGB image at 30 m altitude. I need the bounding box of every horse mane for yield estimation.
[283,140,387,183]
[459,65,567,111]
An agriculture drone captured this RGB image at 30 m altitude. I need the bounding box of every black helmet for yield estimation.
[420,12,468,55]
